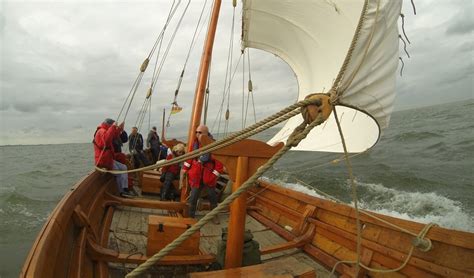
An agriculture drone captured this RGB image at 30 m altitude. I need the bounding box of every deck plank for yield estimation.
[107,205,330,277]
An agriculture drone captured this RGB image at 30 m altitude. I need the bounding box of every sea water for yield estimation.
[0,100,473,277]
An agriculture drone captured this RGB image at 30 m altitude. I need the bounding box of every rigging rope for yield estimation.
[215,6,236,138]
[243,49,257,127]
[116,0,181,124]
[166,0,210,128]
[96,96,321,174]
[328,105,436,276]
[212,53,243,137]
[150,0,191,91]
[125,109,327,278]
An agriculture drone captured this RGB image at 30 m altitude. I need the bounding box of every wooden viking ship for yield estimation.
[21,0,474,277]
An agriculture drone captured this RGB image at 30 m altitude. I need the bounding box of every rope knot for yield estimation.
[412,222,437,252]
[300,93,332,125]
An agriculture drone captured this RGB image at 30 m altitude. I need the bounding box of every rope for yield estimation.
[400,13,411,44]
[399,35,410,58]
[331,0,369,95]
[150,0,191,90]
[96,97,321,175]
[338,0,381,95]
[212,53,243,137]
[333,106,362,275]
[329,104,436,276]
[214,6,237,138]
[116,0,181,124]
[125,113,327,277]
[167,0,210,127]
[399,57,405,77]
[329,223,436,277]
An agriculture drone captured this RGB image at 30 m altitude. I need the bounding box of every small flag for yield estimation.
[171,105,183,115]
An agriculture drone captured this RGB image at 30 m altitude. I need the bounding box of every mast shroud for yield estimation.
[186,0,222,151]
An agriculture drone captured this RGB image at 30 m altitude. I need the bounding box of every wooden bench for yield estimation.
[189,256,316,277]
[142,170,179,194]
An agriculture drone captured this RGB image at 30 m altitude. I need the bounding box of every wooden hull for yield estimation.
[21,171,474,277]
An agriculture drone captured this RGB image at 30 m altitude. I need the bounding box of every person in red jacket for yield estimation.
[182,125,224,219]
[160,143,185,201]
[93,118,131,197]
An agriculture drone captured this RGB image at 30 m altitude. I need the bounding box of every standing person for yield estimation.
[182,125,223,223]
[160,143,185,201]
[93,118,131,197]
[128,127,150,169]
[147,126,161,163]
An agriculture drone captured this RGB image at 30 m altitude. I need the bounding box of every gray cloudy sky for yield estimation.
[0,0,472,145]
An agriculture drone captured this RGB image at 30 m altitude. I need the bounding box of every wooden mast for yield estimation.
[186,0,222,151]
[181,0,221,202]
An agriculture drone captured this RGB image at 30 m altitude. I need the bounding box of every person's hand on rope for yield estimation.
[118,121,125,130]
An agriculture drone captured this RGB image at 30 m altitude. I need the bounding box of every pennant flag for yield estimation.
[171,105,183,115]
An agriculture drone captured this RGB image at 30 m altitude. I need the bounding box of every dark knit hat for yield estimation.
[104,118,115,125]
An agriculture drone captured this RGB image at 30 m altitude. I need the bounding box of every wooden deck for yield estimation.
[107,205,329,277]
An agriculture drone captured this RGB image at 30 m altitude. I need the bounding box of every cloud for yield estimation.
[445,7,474,36]
[0,0,473,145]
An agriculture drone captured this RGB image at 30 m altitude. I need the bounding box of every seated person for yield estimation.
[160,143,185,201]
[159,144,169,161]
[128,126,150,168]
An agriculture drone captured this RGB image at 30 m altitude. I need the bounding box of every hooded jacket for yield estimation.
[93,123,122,169]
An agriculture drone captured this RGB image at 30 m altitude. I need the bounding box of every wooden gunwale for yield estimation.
[312,219,467,277]
[97,206,115,278]
[252,180,474,277]
[22,168,474,277]
[255,180,474,249]
[20,171,102,277]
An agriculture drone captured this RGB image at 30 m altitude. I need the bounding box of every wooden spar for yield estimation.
[186,0,222,151]
[224,156,249,268]
[181,0,221,202]
[197,136,283,268]
[162,108,166,140]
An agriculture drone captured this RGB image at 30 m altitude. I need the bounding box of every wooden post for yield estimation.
[224,156,249,268]
[198,136,284,268]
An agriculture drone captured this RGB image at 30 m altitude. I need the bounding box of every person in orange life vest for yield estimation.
[93,118,130,197]
[160,143,185,201]
[182,125,224,218]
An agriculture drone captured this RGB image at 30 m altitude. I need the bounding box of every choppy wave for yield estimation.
[354,181,474,232]
[392,131,443,142]
[267,177,474,232]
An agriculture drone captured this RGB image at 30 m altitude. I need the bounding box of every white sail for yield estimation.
[242,0,402,153]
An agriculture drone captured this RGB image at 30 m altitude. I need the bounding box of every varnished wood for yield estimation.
[186,0,222,151]
[257,180,474,249]
[260,225,315,255]
[225,156,249,269]
[105,192,187,212]
[88,236,216,265]
[21,162,474,277]
[147,215,200,256]
[162,138,186,149]
[190,256,316,278]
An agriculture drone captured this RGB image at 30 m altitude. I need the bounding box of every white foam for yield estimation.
[354,181,474,232]
[262,177,474,232]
